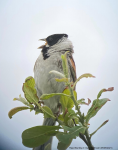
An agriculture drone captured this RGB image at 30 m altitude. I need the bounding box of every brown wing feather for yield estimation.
[68,54,77,82]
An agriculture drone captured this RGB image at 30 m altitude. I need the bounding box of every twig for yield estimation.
[85,129,94,150]
[79,133,88,146]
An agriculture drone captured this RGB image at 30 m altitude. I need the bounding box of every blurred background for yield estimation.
[0,0,118,149]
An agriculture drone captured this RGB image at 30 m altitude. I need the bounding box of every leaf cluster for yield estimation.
[8,52,114,150]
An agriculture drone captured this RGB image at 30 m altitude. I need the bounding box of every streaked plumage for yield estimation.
[33,34,76,150]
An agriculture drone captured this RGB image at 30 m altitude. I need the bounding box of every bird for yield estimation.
[33,34,76,150]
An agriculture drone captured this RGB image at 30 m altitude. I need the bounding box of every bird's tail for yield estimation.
[33,118,55,150]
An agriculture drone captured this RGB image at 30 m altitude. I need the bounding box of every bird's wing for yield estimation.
[68,54,77,83]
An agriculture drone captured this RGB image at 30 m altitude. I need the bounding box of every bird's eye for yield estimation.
[63,34,67,37]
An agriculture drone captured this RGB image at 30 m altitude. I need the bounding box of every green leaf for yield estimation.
[40,93,71,100]
[64,113,74,127]
[44,143,51,150]
[22,76,39,104]
[80,113,85,125]
[59,110,77,127]
[56,133,72,145]
[58,114,64,122]
[8,106,30,119]
[61,52,68,78]
[55,78,68,82]
[25,76,37,94]
[68,115,79,121]
[65,109,79,127]
[67,115,79,127]
[67,119,74,127]
[68,108,76,115]
[23,83,39,104]
[90,120,109,138]
[77,98,85,105]
[25,76,33,82]
[73,73,95,89]
[97,87,114,99]
[61,55,66,77]
[13,94,34,108]
[56,126,86,144]
[73,90,77,100]
[62,125,85,132]
[23,79,56,119]
[76,73,95,81]
[86,98,110,124]
[60,89,76,113]
[60,89,71,110]
[42,106,55,119]
[22,126,61,148]
[23,84,56,119]
[77,98,91,106]
[23,82,56,119]
[57,139,72,150]
[49,70,65,78]
[35,108,43,115]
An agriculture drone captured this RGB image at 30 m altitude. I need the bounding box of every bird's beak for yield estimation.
[39,38,46,41]
[37,38,48,49]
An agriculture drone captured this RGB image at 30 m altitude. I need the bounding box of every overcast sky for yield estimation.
[0,0,118,150]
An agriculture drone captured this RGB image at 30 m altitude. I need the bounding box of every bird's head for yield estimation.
[37,33,73,60]
[38,34,68,48]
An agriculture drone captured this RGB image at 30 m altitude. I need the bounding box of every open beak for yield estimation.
[37,38,47,49]
[39,38,46,41]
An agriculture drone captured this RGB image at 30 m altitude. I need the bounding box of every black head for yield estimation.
[46,34,68,46]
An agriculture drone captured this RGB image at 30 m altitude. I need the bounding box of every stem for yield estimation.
[85,129,94,150]
[68,84,89,146]
[68,84,81,117]
[62,53,94,149]
[72,119,77,126]
[79,133,88,146]
[34,99,56,120]
[72,79,78,90]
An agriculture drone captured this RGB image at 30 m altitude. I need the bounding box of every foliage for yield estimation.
[22,126,60,148]
[8,52,114,150]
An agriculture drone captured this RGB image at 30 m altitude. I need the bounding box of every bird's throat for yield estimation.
[41,46,50,60]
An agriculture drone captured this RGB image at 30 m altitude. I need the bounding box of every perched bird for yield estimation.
[33,34,76,150]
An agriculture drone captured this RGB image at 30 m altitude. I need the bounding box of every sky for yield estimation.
[0,0,118,150]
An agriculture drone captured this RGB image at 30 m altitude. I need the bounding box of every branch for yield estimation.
[85,129,94,150]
